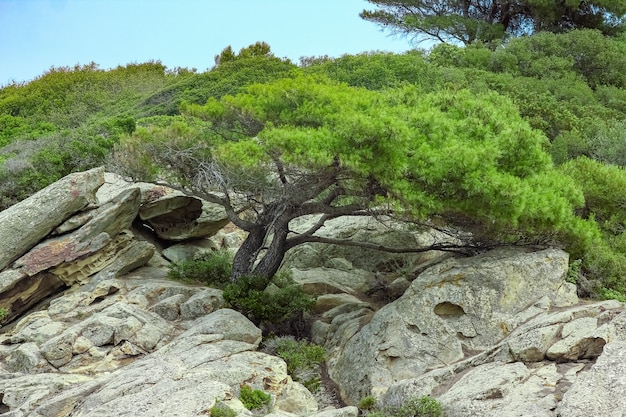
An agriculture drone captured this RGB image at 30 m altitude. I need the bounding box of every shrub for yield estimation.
[0,307,7,322]
[223,272,315,324]
[366,395,443,417]
[358,395,378,411]
[209,402,236,417]
[262,336,326,391]
[167,249,233,287]
[239,385,271,411]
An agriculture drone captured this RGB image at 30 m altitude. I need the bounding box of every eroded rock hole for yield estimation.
[434,302,465,318]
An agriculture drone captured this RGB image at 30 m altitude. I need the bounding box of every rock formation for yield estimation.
[2,168,626,416]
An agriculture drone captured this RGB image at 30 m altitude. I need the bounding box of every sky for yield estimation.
[0,0,416,86]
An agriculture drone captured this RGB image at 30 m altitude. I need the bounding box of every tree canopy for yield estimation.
[115,75,585,281]
[361,0,626,45]
[3,35,626,299]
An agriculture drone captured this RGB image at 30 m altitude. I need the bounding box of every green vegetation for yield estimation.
[360,395,443,417]
[239,385,271,411]
[209,402,236,417]
[167,250,233,287]
[262,336,326,391]
[361,0,626,45]
[3,30,626,301]
[0,307,7,323]
[222,273,315,325]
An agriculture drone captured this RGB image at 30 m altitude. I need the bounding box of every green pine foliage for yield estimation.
[3,36,626,299]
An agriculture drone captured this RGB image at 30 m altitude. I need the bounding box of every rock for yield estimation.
[285,215,454,272]
[178,308,262,346]
[313,293,370,315]
[436,361,559,417]
[311,406,360,417]
[329,248,572,404]
[150,293,187,321]
[0,270,65,324]
[179,288,226,320]
[21,312,317,417]
[161,239,216,263]
[546,316,606,361]
[557,341,626,416]
[139,191,229,241]
[0,167,104,272]
[290,267,376,295]
[13,188,141,278]
[275,381,318,415]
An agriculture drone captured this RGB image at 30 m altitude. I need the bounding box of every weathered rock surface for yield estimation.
[327,248,575,404]
[0,167,104,271]
[4,170,626,416]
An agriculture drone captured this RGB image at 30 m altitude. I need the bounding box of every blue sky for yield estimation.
[0,0,416,85]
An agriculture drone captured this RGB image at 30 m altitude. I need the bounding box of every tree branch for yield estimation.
[287,234,492,256]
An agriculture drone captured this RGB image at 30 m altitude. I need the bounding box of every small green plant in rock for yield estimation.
[0,307,7,322]
[223,272,315,324]
[365,395,443,417]
[167,249,233,288]
[262,336,326,391]
[209,401,236,417]
[358,395,378,411]
[239,385,271,411]
[566,259,582,285]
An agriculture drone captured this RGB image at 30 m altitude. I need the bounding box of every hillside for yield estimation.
[1,34,626,300]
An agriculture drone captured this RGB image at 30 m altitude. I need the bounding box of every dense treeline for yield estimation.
[1,35,626,299]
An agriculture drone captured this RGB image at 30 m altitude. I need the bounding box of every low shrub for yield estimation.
[262,336,326,391]
[209,402,236,417]
[364,395,443,417]
[223,272,315,324]
[167,249,233,287]
[239,385,271,411]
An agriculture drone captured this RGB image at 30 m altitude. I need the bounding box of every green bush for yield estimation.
[223,272,315,324]
[0,307,7,322]
[239,385,271,411]
[263,336,326,391]
[367,395,443,417]
[167,250,233,287]
[209,402,236,417]
[358,395,378,411]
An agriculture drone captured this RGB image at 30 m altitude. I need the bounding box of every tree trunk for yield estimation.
[231,225,266,280]
[252,226,289,279]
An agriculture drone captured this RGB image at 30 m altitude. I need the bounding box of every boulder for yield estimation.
[0,167,104,271]
[13,188,141,278]
[328,248,574,404]
[1,306,318,417]
[557,341,626,416]
[139,191,229,241]
[0,269,65,324]
[284,215,454,273]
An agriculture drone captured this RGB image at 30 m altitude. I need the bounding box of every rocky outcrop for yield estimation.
[3,169,626,416]
[313,247,626,416]
[0,167,104,271]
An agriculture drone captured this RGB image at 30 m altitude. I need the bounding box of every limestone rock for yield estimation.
[13,188,141,279]
[285,215,454,273]
[140,191,229,241]
[0,167,104,272]
[557,341,626,416]
[179,288,226,320]
[329,248,572,404]
[0,270,65,324]
[311,407,360,417]
[290,267,376,295]
[21,312,317,417]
